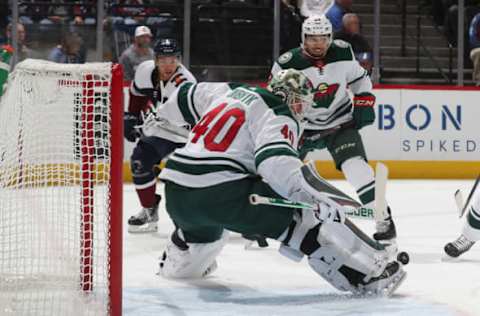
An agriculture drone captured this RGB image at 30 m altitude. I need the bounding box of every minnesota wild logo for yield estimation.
[313,83,339,108]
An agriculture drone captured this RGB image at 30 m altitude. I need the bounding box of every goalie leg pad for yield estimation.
[160,229,229,279]
[278,209,388,292]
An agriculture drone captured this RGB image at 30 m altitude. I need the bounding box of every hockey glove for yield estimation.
[124,112,141,142]
[352,93,376,130]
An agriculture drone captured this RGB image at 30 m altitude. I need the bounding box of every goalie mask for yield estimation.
[267,69,314,121]
[301,15,333,57]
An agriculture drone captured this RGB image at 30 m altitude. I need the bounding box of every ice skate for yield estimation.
[128,194,161,233]
[444,234,475,258]
[356,261,407,297]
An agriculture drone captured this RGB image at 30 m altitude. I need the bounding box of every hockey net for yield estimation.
[0,59,123,316]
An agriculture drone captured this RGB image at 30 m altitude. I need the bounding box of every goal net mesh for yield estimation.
[0,59,116,315]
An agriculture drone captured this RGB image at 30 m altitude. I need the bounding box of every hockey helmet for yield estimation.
[267,69,314,121]
[302,15,333,47]
[154,38,181,57]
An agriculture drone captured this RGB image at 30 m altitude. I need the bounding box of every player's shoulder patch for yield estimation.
[275,48,312,70]
[325,40,354,63]
[333,39,350,48]
[278,51,293,64]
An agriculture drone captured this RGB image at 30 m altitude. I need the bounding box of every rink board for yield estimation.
[122,85,480,180]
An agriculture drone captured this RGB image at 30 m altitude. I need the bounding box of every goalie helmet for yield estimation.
[154,38,181,57]
[302,15,333,47]
[267,69,314,121]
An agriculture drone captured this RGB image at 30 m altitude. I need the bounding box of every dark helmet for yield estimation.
[153,38,181,57]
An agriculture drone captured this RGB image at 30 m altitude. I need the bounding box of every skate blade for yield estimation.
[128,222,158,233]
[384,270,407,297]
[355,270,407,298]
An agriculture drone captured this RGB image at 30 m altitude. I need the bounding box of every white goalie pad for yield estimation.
[160,230,229,279]
[278,208,389,293]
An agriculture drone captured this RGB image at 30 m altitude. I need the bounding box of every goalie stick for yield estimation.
[249,194,374,220]
[455,175,480,218]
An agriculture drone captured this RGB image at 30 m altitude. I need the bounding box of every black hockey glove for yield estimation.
[124,112,141,142]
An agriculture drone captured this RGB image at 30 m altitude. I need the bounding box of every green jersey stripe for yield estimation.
[311,100,352,124]
[189,83,200,122]
[172,152,249,173]
[177,82,196,126]
[166,159,248,176]
[348,70,368,85]
[255,141,295,155]
[255,147,298,168]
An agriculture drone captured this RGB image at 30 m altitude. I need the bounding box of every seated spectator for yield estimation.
[334,13,372,73]
[3,22,33,62]
[119,25,154,81]
[48,32,84,64]
[326,0,352,32]
[469,13,480,85]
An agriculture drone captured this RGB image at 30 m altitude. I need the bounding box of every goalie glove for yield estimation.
[352,93,376,130]
[124,112,142,142]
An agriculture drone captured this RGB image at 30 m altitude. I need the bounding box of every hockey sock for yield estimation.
[341,156,375,208]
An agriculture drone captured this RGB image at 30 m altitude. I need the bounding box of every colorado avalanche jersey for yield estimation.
[271,40,372,131]
[130,59,196,106]
[159,86,301,188]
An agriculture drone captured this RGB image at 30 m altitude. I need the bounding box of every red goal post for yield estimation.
[0,59,123,316]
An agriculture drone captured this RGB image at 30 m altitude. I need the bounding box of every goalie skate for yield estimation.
[128,194,161,233]
[356,261,407,297]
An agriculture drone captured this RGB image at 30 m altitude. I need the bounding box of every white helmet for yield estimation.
[267,69,314,121]
[301,15,333,46]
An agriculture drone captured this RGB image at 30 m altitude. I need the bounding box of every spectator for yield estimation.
[3,23,33,62]
[469,13,480,85]
[119,25,154,81]
[48,32,84,64]
[443,0,480,47]
[325,0,352,32]
[299,0,333,18]
[334,13,372,72]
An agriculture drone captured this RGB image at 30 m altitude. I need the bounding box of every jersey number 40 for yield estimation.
[191,102,245,152]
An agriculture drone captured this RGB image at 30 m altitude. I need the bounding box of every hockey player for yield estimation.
[270,15,397,245]
[124,38,196,233]
[158,69,406,296]
[444,191,480,258]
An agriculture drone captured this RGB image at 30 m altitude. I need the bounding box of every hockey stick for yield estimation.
[456,175,480,218]
[374,162,389,222]
[249,194,374,220]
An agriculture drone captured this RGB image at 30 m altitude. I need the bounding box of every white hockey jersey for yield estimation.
[159,86,302,188]
[271,40,373,131]
[141,82,246,142]
[130,59,196,106]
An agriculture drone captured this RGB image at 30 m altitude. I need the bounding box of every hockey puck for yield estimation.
[397,251,410,265]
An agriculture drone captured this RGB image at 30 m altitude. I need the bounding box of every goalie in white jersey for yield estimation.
[271,15,397,245]
[158,69,406,296]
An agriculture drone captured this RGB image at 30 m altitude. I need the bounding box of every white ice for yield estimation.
[123,180,480,316]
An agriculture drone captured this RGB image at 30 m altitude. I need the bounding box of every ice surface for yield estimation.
[123,180,480,316]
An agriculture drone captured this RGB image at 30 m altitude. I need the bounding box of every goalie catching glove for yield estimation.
[352,93,376,130]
